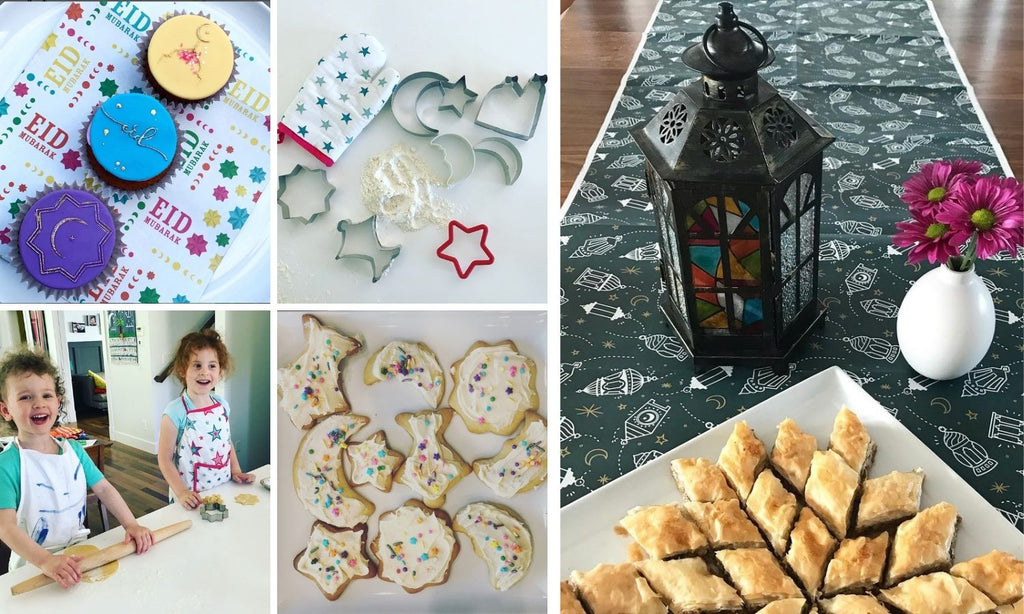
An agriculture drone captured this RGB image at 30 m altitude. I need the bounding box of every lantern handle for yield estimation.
[700,15,770,74]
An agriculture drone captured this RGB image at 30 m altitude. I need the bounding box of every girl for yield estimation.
[157,329,253,510]
[0,347,153,587]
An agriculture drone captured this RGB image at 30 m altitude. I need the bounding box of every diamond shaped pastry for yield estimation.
[822,532,889,596]
[718,421,767,501]
[619,504,709,560]
[753,599,807,614]
[569,563,666,614]
[855,468,924,532]
[770,418,817,494]
[818,594,891,614]
[879,572,996,614]
[671,457,738,503]
[828,406,875,478]
[785,507,837,598]
[744,469,798,556]
[950,550,1024,606]
[887,501,960,585]
[636,557,743,613]
[715,548,803,609]
[804,449,858,538]
[681,499,765,550]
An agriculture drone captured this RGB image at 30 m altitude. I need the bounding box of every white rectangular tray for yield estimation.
[561,366,1022,577]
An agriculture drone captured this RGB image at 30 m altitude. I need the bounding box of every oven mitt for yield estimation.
[280,33,400,167]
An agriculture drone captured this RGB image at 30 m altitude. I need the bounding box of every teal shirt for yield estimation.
[0,439,103,510]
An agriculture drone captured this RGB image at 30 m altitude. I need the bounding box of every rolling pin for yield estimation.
[10,520,192,596]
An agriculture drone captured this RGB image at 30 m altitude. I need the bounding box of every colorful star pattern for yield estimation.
[139,287,160,303]
[249,167,266,183]
[208,427,223,441]
[186,233,208,257]
[65,2,83,20]
[209,254,223,271]
[0,228,10,245]
[13,83,28,97]
[203,210,221,228]
[60,150,82,171]
[228,207,249,229]
[42,33,57,51]
[235,185,247,197]
[216,233,229,247]
[219,160,238,179]
[99,78,117,97]
[0,98,8,117]
[173,294,189,304]
[213,186,228,202]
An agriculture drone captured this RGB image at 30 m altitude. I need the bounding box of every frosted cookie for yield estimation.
[86,93,178,190]
[343,430,404,493]
[395,409,471,508]
[454,502,533,591]
[292,413,373,527]
[449,340,539,435]
[364,341,445,408]
[372,500,459,594]
[145,14,235,102]
[293,522,375,600]
[473,411,547,498]
[950,550,1024,605]
[279,314,362,429]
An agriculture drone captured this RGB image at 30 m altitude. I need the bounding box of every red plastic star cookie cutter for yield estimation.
[436,220,495,279]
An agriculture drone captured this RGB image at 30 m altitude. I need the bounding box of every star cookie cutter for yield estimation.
[278,164,335,224]
[474,74,547,141]
[436,220,495,279]
[473,137,523,185]
[336,216,401,282]
[437,75,477,117]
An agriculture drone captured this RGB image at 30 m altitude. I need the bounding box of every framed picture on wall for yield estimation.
[71,323,86,333]
[86,315,98,327]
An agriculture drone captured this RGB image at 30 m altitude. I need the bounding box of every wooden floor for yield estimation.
[561,0,1024,203]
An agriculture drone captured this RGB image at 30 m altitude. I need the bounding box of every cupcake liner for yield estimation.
[137,10,241,108]
[10,183,125,301]
[78,97,184,198]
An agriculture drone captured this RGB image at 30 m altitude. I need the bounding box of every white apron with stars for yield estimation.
[10,437,90,570]
[175,394,232,493]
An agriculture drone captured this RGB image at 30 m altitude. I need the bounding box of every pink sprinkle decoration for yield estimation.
[477,417,486,424]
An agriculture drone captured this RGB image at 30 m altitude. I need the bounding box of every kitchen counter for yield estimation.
[1,465,271,613]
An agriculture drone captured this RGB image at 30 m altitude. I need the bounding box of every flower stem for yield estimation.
[947,232,978,272]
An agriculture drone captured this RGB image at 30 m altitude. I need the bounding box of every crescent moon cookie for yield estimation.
[292,413,374,528]
[454,502,533,591]
[293,522,375,600]
[395,409,470,508]
[449,340,539,435]
[343,430,404,492]
[473,411,547,498]
[279,314,362,429]
[145,14,235,102]
[372,500,459,594]
[363,341,446,408]
[86,93,178,190]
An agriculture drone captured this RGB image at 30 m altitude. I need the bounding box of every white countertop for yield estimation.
[1,465,271,613]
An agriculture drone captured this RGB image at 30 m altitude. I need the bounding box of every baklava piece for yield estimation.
[855,469,924,533]
[671,457,738,503]
[828,406,875,478]
[803,450,859,538]
[818,594,891,614]
[950,550,1024,605]
[569,562,667,614]
[561,580,588,614]
[714,548,802,610]
[886,502,960,586]
[718,421,767,501]
[771,418,817,493]
[996,600,1023,614]
[785,507,837,598]
[619,504,709,560]
[681,499,765,550]
[879,572,996,614]
[744,469,799,556]
[636,557,744,614]
[753,598,806,614]
[822,532,889,596]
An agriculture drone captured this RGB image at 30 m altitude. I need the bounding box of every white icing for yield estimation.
[456,502,532,591]
[293,414,371,527]
[346,434,398,491]
[369,341,444,407]
[361,144,454,231]
[476,419,547,497]
[279,318,358,428]
[378,505,456,590]
[398,413,466,502]
[454,343,536,432]
[296,524,370,594]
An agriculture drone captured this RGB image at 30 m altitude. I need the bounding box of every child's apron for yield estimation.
[10,437,90,570]
[175,395,232,493]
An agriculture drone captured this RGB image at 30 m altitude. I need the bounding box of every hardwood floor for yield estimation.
[560,0,1024,203]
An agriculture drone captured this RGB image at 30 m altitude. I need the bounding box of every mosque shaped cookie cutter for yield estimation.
[474,74,547,141]
[335,215,401,283]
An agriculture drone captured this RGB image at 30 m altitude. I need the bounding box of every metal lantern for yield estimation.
[632,2,834,373]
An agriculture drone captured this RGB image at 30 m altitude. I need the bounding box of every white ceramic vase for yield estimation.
[896,264,995,380]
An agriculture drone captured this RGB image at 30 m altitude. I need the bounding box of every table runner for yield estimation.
[559,0,1023,528]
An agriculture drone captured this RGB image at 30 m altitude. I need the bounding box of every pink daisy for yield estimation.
[893,209,959,265]
[936,175,1024,259]
[900,159,981,214]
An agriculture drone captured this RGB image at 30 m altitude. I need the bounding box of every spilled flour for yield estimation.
[361,144,454,231]
[234,494,260,506]
[63,544,118,583]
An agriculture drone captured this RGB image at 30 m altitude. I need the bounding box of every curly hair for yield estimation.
[171,328,233,388]
[0,346,67,415]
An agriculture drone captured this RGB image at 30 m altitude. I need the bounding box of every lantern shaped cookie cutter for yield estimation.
[631,2,834,374]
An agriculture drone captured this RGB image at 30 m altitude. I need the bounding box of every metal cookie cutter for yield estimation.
[278,164,335,224]
[438,75,477,117]
[200,502,229,522]
[436,219,495,279]
[336,216,401,283]
[389,71,448,137]
[474,74,547,140]
[473,137,523,185]
[430,134,475,185]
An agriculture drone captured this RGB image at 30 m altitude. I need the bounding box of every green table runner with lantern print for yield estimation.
[559,0,1023,527]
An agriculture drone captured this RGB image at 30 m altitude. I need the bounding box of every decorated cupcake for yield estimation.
[14,187,120,297]
[85,93,179,191]
[144,14,236,104]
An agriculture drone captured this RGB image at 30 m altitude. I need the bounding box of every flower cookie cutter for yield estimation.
[277,164,335,224]
[436,220,495,279]
[474,74,547,141]
[336,216,401,283]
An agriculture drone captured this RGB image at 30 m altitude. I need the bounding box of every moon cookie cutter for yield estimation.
[277,164,335,224]
[390,71,476,137]
[473,137,523,185]
[336,216,401,283]
[436,219,495,279]
[430,134,475,185]
[474,74,547,140]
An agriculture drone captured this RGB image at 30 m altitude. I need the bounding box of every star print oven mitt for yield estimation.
[280,33,400,166]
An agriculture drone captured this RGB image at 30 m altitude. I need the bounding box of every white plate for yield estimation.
[0,1,270,303]
[561,366,1023,577]
[277,311,547,613]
